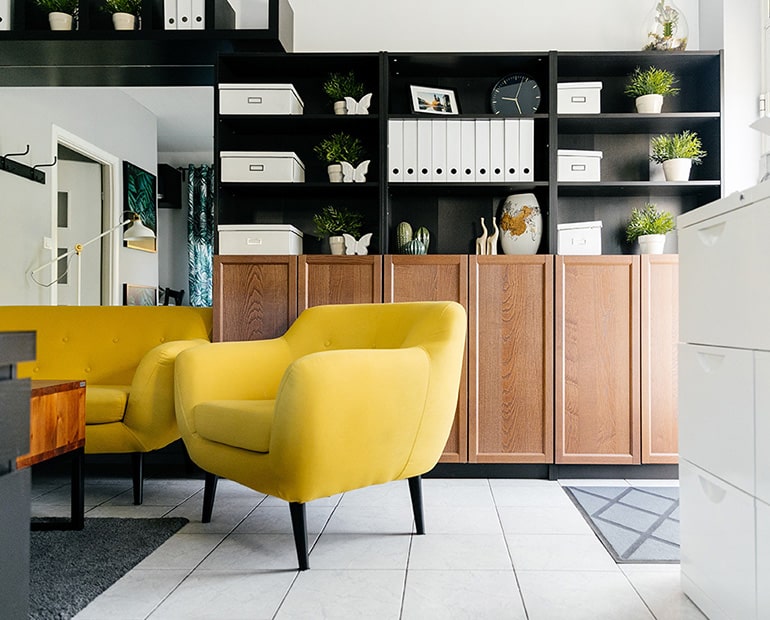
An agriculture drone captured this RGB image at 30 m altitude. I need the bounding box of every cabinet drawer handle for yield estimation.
[246,238,263,245]
[570,96,587,103]
[695,351,725,373]
[570,164,587,172]
[696,222,726,246]
[249,164,265,172]
[247,97,264,104]
[698,474,727,504]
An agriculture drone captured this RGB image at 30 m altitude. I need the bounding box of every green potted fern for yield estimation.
[624,66,679,113]
[313,205,364,254]
[34,0,79,30]
[650,130,706,181]
[626,203,675,254]
[322,71,366,115]
[313,132,365,182]
[102,0,142,30]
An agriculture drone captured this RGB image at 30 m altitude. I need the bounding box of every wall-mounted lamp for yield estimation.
[30,211,156,305]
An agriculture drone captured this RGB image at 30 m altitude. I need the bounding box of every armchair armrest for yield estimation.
[269,347,434,500]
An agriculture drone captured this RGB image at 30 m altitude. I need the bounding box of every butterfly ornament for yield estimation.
[342,233,373,255]
[344,93,372,115]
[341,159,370,183]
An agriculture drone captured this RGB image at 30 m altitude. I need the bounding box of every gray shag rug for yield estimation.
[30,517,188,620]
[563,486,679,563]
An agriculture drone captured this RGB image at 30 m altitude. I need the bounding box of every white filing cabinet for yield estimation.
[678,182,770,620]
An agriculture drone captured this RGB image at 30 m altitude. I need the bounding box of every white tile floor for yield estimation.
[30,473,707,620]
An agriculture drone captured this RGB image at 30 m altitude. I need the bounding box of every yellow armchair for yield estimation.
[175,301,467,569]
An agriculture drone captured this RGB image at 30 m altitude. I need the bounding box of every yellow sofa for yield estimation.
[0,305,213,504]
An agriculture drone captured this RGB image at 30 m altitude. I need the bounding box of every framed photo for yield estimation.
[123,284,158,306]
[410,85,459,115]
[123,160,157,253]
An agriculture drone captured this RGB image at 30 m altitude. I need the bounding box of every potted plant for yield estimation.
[35,0,78,30]
[102,0,141,30]
[313,132,365,182]
[322,71,366,115]
[626,203,675,254]
[624,66,679,113]
[313,205,364,255]
[649,130,706,181]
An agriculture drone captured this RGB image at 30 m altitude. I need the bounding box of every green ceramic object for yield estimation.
[414,226,430,252]
[396,221,413,252]
[403,238,426,255]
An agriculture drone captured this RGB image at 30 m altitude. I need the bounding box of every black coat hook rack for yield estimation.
[0,145,56,184]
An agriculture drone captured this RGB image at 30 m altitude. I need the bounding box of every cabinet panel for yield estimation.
[213,255,298,342]
[384,255,468,462]
[555,256,639,464]
[640,255,678,464]
[299,255,382,311]
[757,498,770,620]
[757,352,770,506]
[469,256,553,463]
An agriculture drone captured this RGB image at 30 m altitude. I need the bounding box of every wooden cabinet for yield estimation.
[469,255,553,463]
[299,255,382,310]
[555,256,640,464]
[384,255,468,462]
[213,255,298,342]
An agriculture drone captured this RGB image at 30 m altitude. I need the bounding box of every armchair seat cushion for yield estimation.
[85,385,130,424]
[194,400,276,453]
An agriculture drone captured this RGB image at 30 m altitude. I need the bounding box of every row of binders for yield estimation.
[388,118,535,183]
[164,0,205,29]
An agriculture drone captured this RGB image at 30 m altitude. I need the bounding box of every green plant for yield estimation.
[313,132,365,165]
[624,66,679,98]
[312,205,363,238]
[34,0,78,12]
[322,71,365,101]
[649,130,706,164]
[625,203,675,242]
[102,0,142,13]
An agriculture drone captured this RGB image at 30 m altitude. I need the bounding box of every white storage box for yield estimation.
[557,221,602,255]
[557,149,602,182]
[218,224,303,255]
[220,151,305,183]
[219,84,304,115]
[557,82,602,114]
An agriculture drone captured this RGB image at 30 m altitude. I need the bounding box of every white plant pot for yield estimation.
[112,12,136,30]
[333,100,347,115]
[638,233,666,254]
[48,11,73,30]
[635,94,664,114]
[327,163,343,183]
[662,157,692,182]
[328,235,345,255]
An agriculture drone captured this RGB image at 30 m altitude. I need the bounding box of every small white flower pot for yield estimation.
[638,233,666,254]
[49,11,73,30]
[327,163,343,183]
[662,158,692,182]
[635,94,664,114]
[333,101,347,115]
[328,235,345,255]
[112,12,136,30]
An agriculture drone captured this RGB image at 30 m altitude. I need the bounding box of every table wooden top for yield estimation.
[31,379,86,396]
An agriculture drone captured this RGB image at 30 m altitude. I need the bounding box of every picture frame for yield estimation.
[409,85,459,115]
[123,284,158,306]
[123,160,158,253]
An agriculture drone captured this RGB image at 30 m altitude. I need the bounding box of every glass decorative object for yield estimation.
[643,0,688,51]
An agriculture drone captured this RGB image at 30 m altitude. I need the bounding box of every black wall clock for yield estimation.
[490,73,541,116]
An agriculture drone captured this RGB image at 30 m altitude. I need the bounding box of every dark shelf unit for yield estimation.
[214,50,723,255]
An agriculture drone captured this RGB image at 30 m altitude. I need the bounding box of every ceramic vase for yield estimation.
[638,233,666,254]
[642,0,688,51]
[333,101,347,115]
[328,235,345,255]
[49,11,73,30]
[662,157,692,181]
[635,94,663,114]
[327,163,343,183]
[112,12,136,30]
[499,193,542,255]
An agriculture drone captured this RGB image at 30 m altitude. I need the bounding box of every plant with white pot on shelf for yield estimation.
[625,203,675,254]
[313,132,367,183]
[313,205,364,255]
[624,66,679,113]
[102,0,142,30]
[649,129,706,181]
[322,71,371,115]
[34,0,78,30]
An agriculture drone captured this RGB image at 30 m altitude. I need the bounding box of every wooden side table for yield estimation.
[17,379,86,530]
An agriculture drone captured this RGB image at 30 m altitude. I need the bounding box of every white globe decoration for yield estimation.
[499,193,542,255]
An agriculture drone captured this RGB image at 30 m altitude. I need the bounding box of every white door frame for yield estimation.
[51,126,122,305]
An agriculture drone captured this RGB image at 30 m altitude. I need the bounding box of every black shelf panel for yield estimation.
[219,114,380,133]
[387,113,549,121]
[389,181,548,194]
[558,181,721,197]
[558,113,720,134]
[219,181,380,195]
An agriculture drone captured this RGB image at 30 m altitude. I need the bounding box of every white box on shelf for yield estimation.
[557,81,603,114]
[219,84,304,115]
[558,149,602,182]
[557,220,603,255]
[220,152,305,183]
[218,224,303,255]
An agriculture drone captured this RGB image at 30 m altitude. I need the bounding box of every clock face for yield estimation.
[490,74,541,116]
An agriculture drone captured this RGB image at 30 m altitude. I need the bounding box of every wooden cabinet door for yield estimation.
[213,255,298,342]
[555,256,640,464]
[384,255,469,463]
[641,254,679,464]
[469,256,553,463]
[299,256,382,310]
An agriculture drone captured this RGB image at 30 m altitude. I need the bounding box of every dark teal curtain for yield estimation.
[187,165,215,307]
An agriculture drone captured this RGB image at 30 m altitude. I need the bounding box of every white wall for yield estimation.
[0,88,158,305]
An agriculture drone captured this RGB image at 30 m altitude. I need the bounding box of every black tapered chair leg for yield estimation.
[289,502,309,570]
[131,452,144,505]
[408,475,425,535]
[202,473,218,523]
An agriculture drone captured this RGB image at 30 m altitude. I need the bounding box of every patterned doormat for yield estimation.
[563,486,679,563]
